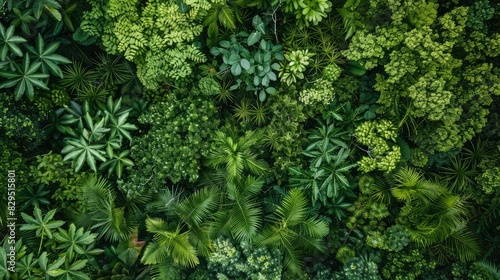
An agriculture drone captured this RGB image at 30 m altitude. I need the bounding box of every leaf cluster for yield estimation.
[58,97,137,177]
[210,15,284,101]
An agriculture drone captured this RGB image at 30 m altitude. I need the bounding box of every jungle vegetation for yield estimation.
[0,0,499,279]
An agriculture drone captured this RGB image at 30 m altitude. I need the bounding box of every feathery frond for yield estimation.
[142,219,199,267]
[79,175,132,242]
[207,129,269,181]
[257,189,328,275]
[176,187,219,227]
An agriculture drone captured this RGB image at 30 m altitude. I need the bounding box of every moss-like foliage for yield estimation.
[121,87,220,197]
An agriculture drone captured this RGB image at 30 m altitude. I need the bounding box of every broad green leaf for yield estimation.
[0,23,26,60]
[240,58,250,70]
[247,31,261,46]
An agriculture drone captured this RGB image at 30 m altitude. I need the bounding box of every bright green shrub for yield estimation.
[299,78,334,106]
[335,253,382,280]
[476,145,500,195]
[0,139,29,227]
[366,225,409,252]
[279,49,314,86]
[346,195,389,236]
[355,120,401,173]
[409,148,428,167]
[466,0,495,32]
[336,245,356,264]
[30,151,88,210]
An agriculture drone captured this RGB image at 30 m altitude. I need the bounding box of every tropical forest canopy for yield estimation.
[0,0,499,279]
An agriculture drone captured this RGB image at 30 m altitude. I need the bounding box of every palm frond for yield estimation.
[257,188,328,275]
[146,217,170,233]
[474,261,500,280]
[176,187,219,227]
[276,189,308,227]
[206,129,269,181]
[208,210,231,239]
[298,217,329,239]
[394,166,422,188]
[257,225,286,247]
[242,151,269,176]
[282,242,303,276]
[143,220,199,267]
[392,167,443,203]
[187,224,212,257]
[141,240,170,265]
[238,129,266,151]
[238,175,264,196]
[294,233,326,254]
[147,187,183,216]
[169,230,199,267]
[229,194,261,242]
[440,226,480,262]
[369,176,393,204]
[80,175,132,242]
[149,258,182,280]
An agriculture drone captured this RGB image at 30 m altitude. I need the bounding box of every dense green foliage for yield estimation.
[1,0,499,279]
